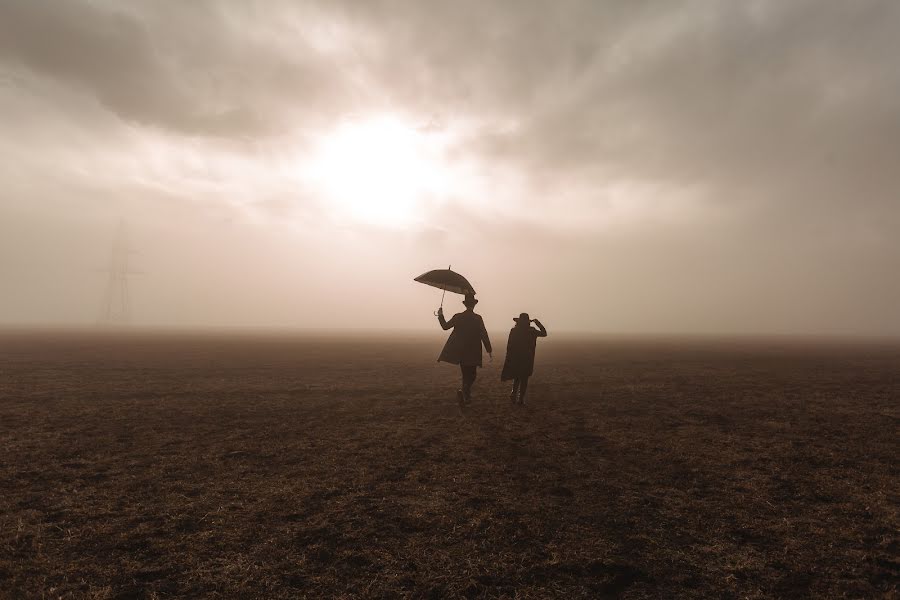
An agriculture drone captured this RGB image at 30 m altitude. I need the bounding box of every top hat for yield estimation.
[463,293,478,307]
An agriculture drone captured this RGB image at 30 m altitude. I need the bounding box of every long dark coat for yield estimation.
[438,311,492,367]
[501,325,540,381]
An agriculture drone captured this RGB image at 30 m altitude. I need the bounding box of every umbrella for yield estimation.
[414,265,476,314]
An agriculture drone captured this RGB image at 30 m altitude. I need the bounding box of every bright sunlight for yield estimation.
[306,115,453,227]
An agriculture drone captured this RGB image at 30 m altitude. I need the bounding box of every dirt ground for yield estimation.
[1,330,897,598]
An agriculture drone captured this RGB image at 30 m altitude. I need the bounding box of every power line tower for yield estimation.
[99,221,139,326]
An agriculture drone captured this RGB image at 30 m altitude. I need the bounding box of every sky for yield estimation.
[1,0,898,335]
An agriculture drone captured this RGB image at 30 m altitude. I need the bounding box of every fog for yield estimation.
[2,1,899,335]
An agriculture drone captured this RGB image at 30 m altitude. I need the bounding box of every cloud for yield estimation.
[1,0,898,332]
[0,0,357,137]
[380,0,900,209]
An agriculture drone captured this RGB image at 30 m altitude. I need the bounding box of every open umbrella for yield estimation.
[414,266,476,315]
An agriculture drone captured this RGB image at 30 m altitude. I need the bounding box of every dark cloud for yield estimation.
[0,0,351,136]
[387,1,900,206]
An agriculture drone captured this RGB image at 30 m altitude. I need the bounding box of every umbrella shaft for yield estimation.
[442,264,449,309]
[443,265,450,308]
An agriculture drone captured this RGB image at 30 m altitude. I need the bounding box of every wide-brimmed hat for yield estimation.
[514,312,530,323]
[463,293,478,307]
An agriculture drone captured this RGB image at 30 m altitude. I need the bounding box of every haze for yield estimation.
[1,1,898,335]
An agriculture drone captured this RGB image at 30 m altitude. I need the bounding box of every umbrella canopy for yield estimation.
[414,268,476,296]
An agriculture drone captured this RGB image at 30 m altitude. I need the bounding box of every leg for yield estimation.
[461,365,477,402]
[518,376,529,404]
[510,378,519,403]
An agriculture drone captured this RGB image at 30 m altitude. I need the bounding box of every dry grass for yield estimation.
[1,331,897,598]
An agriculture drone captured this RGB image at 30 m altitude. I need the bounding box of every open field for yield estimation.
[1,331,897,598]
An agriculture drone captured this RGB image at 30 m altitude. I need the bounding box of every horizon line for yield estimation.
[1,323,899,342]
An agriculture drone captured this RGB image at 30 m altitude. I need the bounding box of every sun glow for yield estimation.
[306,115,452,227]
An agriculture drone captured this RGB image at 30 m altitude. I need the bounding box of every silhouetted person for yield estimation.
[437,293,492,405]
[501,313,547,405]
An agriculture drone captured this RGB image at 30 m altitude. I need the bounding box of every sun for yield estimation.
[306,115,450,227]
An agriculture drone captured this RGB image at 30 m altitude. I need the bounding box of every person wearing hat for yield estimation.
[437,293,492,405]
[501,313,547,405]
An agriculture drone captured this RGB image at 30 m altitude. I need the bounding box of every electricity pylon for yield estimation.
[99,221,139,326]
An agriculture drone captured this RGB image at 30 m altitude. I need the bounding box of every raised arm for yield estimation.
[437,308,455,330]
[533,319,548,337]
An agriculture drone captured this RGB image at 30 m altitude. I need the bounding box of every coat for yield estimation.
[501,325,541,381]
[438,310,492,367]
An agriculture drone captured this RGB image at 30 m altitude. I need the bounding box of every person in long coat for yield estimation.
[501,313,547,405]
[437,293,492,405]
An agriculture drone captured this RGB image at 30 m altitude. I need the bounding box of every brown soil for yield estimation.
[1,331,897,598]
